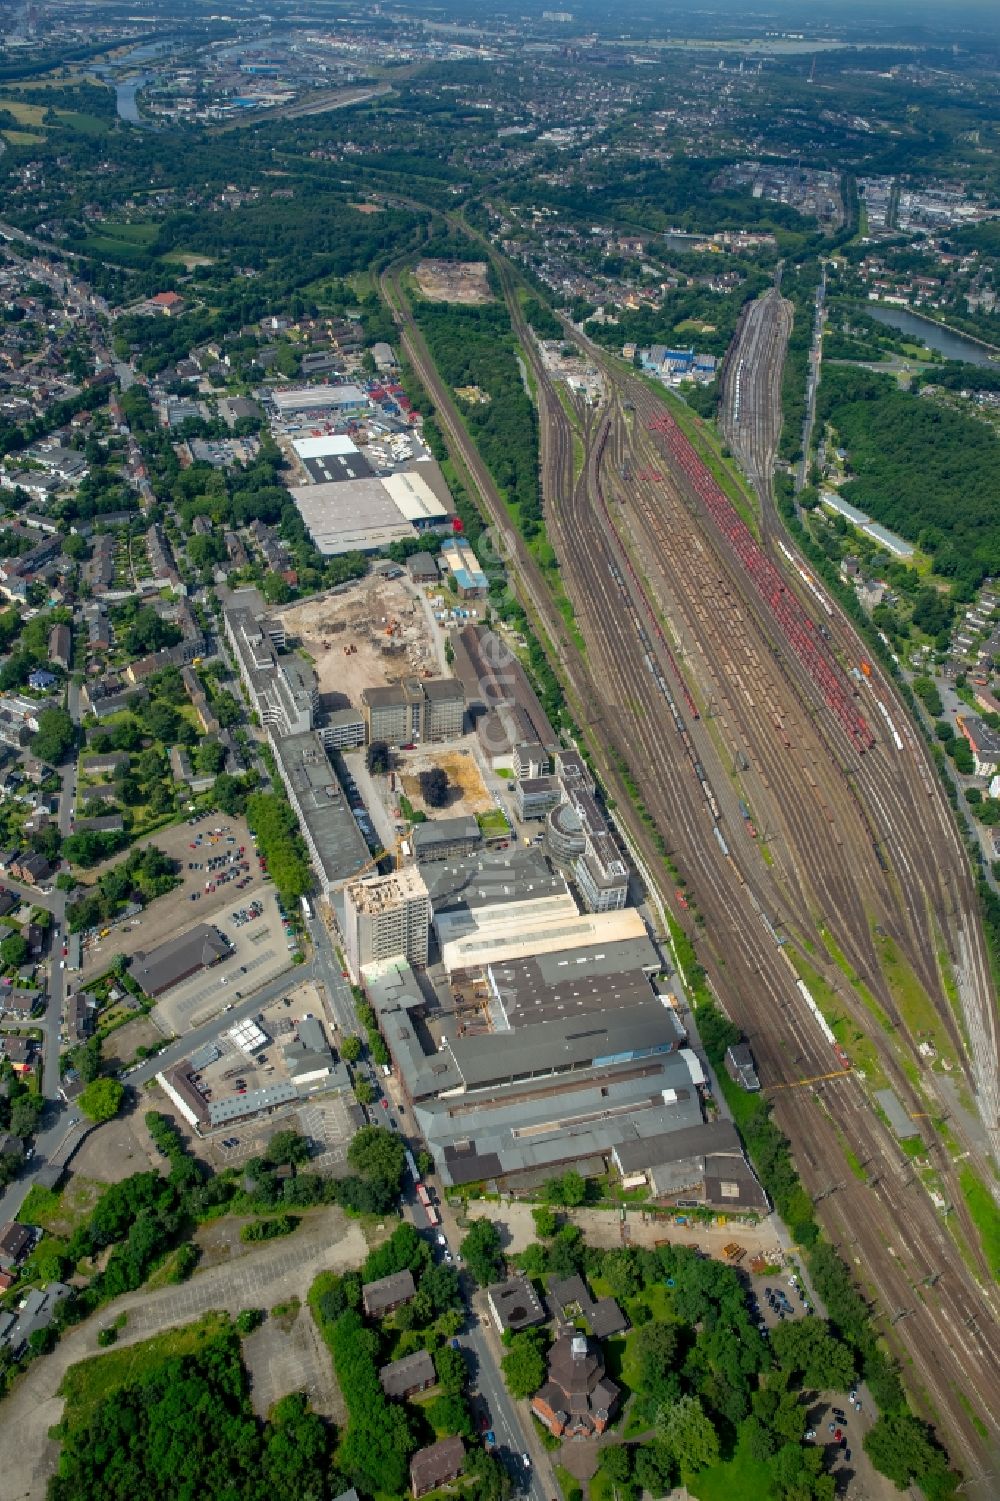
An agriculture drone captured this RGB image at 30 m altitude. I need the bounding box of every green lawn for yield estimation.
[57,1312,232,1430]
[689,1429,776,1501]
[874,929,958,1069]
[958,1165,1000,1280]
[17,1177,106,1238]
[477,807,510,838]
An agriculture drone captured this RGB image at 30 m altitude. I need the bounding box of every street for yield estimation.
[402,1182,554,1501]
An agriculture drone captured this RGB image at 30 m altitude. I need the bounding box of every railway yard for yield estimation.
[383,255,1000,1485]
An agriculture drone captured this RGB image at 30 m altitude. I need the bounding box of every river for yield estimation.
[866,304,999,368]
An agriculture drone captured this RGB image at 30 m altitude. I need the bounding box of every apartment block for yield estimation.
[343,867,431,979]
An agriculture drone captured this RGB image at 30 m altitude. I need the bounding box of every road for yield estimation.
[304,912,357,1033]
[402,1182,554,1501]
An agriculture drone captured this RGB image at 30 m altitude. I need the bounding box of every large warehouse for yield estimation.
[288,470,451,555]
[271,383,367,417]
[292,433,372,484]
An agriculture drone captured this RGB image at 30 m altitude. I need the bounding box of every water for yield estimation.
[867,304,999,368]
[92,66,155,126]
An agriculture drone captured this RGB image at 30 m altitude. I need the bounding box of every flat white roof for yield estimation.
[288,477,416,555]
[382,470,448,522]
[292,434,360,460]
[441,907,649,973]
[272,384,366,413]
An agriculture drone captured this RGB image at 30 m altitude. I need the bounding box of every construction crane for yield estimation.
[350,828,410,882]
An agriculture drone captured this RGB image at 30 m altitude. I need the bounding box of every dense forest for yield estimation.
[817,365,1000,589]
[413,300,543,539]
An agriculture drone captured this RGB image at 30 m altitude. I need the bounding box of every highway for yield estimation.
[380,238,999,1483]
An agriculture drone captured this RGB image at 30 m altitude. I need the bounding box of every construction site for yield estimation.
[278,571,452,702]
[413,258,492,303]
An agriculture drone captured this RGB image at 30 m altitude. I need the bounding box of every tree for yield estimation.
[532,1204,558,1238]
[264,1129,310,1166]
[600,1444,633,1486]
[770,1319,856,1393]
[427,1393,473,1438]
[657,1395,721,1474]
[32,706,75,764]
[354,1079,374,1106]
[863,1412,954,1492]
[460,1218,504,1285]
[633,1320,681,1398]
[422,1261,462,1314]
[544,1170,587,1206]
[69,1035,102,1085]
[743,1416,777,1463]
[434,1343,467,1395]
[0,933,29,969]
[501,1329,547,1399]
[419,766,450,808]
[10,1093,43,1138]
[602,1247,642,1300]
[79,1077,125,1123]
[340,1033,362,1063]
[633,1441,675,1497]
[347,1124,405,1188]
[366,740,390,775]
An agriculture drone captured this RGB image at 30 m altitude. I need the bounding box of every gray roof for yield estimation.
[411,815,482,853]
[449,1000,682,1091]
[272,731,370,891]
[417,1051,703,1186]
[489,1273,547,1332]
[129,925,230,996]
[207,1082,298,1125]
[363,1269,416,1314]
[379,1348,436,1397]
[422,846,564,913]
[487,951,658,1028]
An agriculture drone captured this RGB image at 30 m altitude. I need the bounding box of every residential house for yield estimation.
[410,1438,465,1498]
[0,1221,32,1272]
[361,1270,416,1319]
[487,1274,546,1335]
[379,1349,436,1399]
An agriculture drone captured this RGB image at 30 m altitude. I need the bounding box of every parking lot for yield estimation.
[78,814,260,981]
[151,884,294,1035]
[748,1268,815,1335]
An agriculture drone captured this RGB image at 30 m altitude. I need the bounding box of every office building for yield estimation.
[360,677,465,746]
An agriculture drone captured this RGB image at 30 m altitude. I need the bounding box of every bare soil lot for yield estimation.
[100,1014,162,1071]
[279,575,438,701]
[66,1107,166,1185]
[414,258,492,303]
[400,742,492,817]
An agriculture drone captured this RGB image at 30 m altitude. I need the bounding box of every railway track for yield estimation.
[500,288,1000,1478]
[383,249,999,1480]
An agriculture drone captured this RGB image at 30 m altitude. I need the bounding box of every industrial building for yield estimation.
[344,867,431,979]
[437,535,488,598]
[288,472,449,557]
[292,433,373,484]
[410,815,483,864]
[270,383,367,417]
[360,676,465,746]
